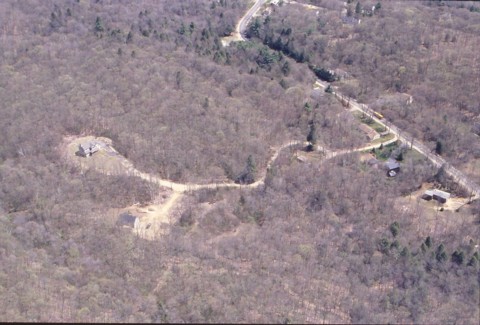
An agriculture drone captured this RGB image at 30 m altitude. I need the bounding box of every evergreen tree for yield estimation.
[126,31,133,43]
[247,155,256,175]
[389,221,400,237]
[436,244,447,262]
[306,122,317,152]
[355,2,362,14]
[247,18,261,38]
[95,17,104,32]
[281,61,290,76]
[304,102,312,112]
[435,140,443,155]
[420,242,428,253]
[400,247,410,258]
[396,151,404,161]
[434,164,447,184]
[425,236,432,248]
[236,155,256,184]
[451,250,465,265]
[467,256,478,267]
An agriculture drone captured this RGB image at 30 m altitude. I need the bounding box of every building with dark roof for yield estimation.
[385,158,400,177]
[117,212,139,229]
[422,189,451,204]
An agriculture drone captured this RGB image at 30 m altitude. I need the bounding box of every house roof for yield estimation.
[359,123,379,140]
[117,212,138,226]
[425,189,451,200]
[342,16,359,25]
[79,141,102,153]
[367,157,379,166]
[334,68,349,78]
[385,158,400,170]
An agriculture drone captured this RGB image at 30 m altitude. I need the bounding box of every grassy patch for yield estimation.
[405,147,427,163]
[370,133,395,145]
[370,141,399,161]
[366,140,426,163]
[352,111,387,133]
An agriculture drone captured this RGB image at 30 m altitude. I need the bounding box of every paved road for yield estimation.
[315,80,480,200]
[237,0,268,40]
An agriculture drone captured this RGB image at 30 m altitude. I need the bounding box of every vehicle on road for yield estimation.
[373,111,384,119]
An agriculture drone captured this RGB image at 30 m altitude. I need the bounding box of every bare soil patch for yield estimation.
[395,183,475,239]
[63,135,134,176]
[111,190,183,240]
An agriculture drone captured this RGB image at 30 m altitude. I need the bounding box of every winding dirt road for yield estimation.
[98,137,397,195]
[66,132,396,241]
[74,0,479,241]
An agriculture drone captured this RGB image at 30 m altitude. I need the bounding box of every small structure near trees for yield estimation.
[296,155,307,163]
[422,189,451,204]
[385,158,400,177]
[77,141,101,157]
[367,157,379,166]
[117,212,139,229]
[333,68,350,81]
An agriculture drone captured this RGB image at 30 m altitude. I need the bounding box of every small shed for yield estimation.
[422,189,451,204]
[385,158,400,177]
[78,141,100,157]
[117,212,139,229]
[379,130,390,137]
[297,155,307,163]
[367,157,379,168]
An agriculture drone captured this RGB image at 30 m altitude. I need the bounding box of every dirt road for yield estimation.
[67,133,398,242]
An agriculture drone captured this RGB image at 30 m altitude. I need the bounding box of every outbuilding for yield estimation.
[422,189,451,204]
[117,212,139,229]
[385,158,400,177]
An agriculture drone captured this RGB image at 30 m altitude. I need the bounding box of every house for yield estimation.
[334,68,350,80]
[385,158,400,177]
[397,93,413,105]
[78,141,101,157]
[379,130,390,137]
[342,16,360,25]
[359,123,380,141]
[367,157,379,167]
[297,155,307,163]
[117,212,139,229]
[422,189,451,204]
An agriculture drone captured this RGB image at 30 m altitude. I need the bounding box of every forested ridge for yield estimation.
[0,0,478,323]
[249,0,480,184]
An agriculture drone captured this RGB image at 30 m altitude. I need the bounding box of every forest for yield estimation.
[0,0,478,323]
[249,0,480,184]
